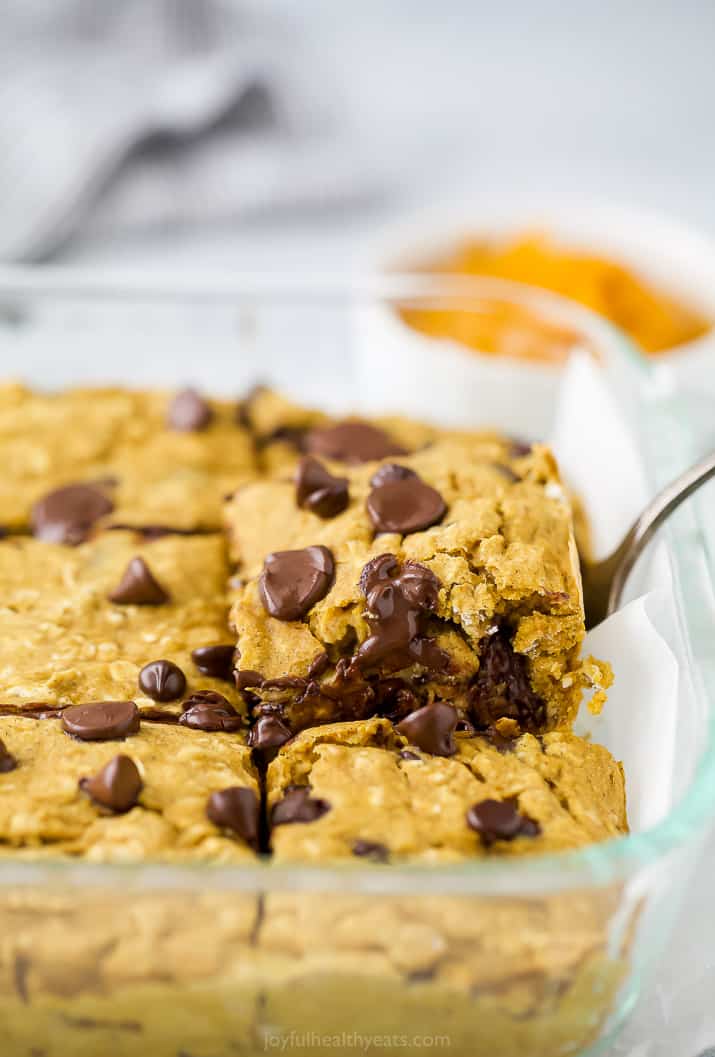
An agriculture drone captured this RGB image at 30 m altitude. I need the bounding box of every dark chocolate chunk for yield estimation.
[373,678,418,723]
[369,463,418,488]
[248,714,292,751]
[466,798,541,845]
[138,660,186,702]
[0,738,18,773]
[469,627,546,730]
[179,691,243,732]
[305,421,406,464]
[191,644,235,682]
[109,557,170,605]
[62,701,140,741]
[261,675,307,691]
[396,701,458,757]
[289,673,376,730]
[272,786,331,826]
[206,786,260,849]
[259,546,334,621]
[167,388,213,432]
[367,476,446,535]
[295,456,349,518]
[260,424,308,452]
[31,484,114,545]
[509,439,533,458]
[354,554,448,673]
[235,669,264,691]
[352,839,389,863]
[308,651,330,680]
[80,755,142,813]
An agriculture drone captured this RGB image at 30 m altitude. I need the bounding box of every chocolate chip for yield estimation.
[308,651,330,680]
[259,546,334,621]
[509,439,533,458]
[206,787,260,849]
[396,701,458,756]
[108,557,170,605]
[62,701,140,741]
[261,675,307,691]
[305,422,406,463]
[248,714,292,751]
[353,554,448,673]
[369,464,418,488]
[260,425,308,452]
[272,786,331,825]
[79,755,142,813]
[374,677,418,722]
[0,738,18,773]
[295,457,349,518]
[466,798,541,845]
[31,484,114,545]
[469,627,546,730]
[179,691,243,732]
[167,388,213,432]
[352,839,389,863]
[138,660,186,702]
[367,476,446,535]
[191,645,235,682]
[235,669,264,691]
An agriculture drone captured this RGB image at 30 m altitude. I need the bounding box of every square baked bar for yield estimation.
[266,718,627,862]
[236,384,492,474]
[0,531,245,722]
[0,716,259,861]
[0,384,256,533]
[227,438,608,740]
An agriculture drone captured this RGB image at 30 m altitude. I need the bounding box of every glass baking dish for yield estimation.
[0,269,713,1057]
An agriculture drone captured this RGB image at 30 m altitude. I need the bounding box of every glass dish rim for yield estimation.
[0,264,712,893]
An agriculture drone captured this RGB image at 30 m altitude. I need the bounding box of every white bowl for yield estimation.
[355,197,715,425]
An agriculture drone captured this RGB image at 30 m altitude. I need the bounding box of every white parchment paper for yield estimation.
[547,356,681,833]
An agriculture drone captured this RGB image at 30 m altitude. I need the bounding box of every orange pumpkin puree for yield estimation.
[401,233,710,359]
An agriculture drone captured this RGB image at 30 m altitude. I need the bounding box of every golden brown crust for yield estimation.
[0,532,244,714]
[0,717,257,861]
[0,384,256,531]
[267,719,627,863]
[227,439,596,734]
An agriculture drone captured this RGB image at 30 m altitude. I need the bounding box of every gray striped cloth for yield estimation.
[0,0,379,261]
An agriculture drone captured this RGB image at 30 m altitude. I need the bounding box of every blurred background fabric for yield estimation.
[3,0,715,268]
[0,0,384,261]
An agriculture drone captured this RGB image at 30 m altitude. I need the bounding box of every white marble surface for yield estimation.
[21,3,715,1053]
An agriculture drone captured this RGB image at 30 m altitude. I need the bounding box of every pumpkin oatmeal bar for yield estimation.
[0,531,244,718]
[0,716,259,862]
[226,437,608,742]
[267,717,627,863]
[0,385,627,1057]
[0,383,256,532]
